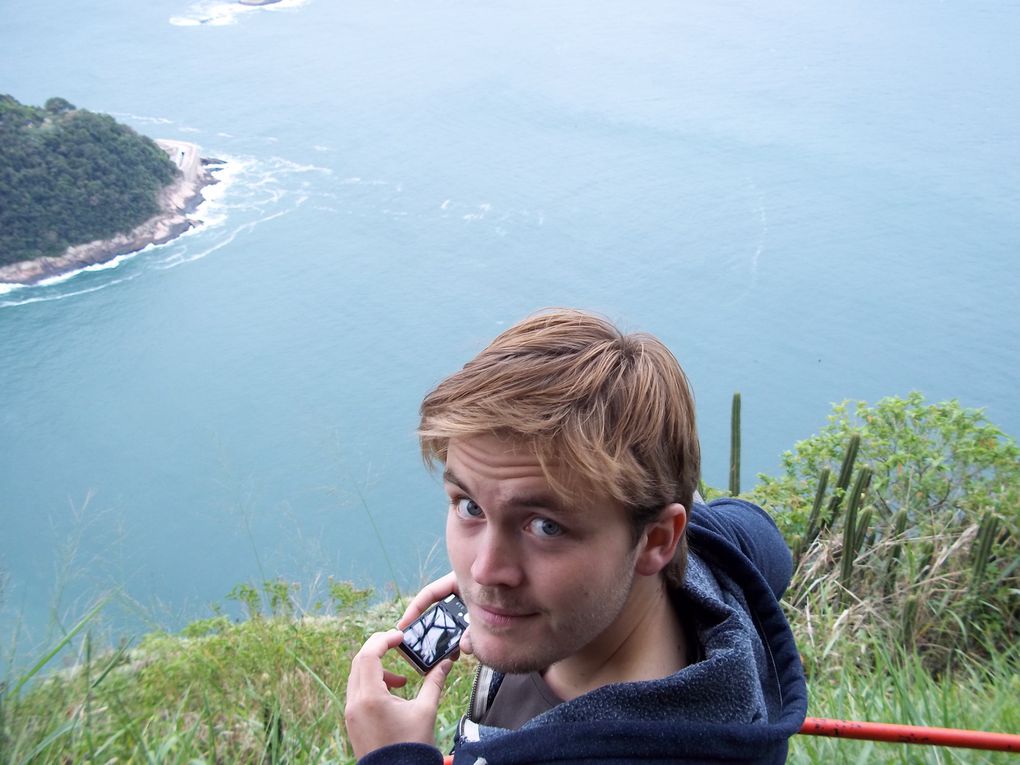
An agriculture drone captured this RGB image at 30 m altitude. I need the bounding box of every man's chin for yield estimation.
[472,634,550,675]
[476,652,548,675]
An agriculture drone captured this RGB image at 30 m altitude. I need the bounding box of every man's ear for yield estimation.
[635,503,687,577]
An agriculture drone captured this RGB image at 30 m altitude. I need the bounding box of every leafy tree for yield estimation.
[0,94,180,266]
[43,97,75,114]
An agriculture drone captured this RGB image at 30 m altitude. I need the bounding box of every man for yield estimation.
[345,309,807,764]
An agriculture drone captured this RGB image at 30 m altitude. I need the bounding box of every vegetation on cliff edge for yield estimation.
[0,95,180,267]
[1,394,1017,763]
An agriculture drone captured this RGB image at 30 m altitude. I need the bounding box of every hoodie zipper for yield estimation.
[455,664,489,749]
[466,664,483,720]
[467,664,500,722]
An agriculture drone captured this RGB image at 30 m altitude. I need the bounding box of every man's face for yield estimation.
[444,434,640,674]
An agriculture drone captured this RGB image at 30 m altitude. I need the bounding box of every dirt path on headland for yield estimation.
[161,139,201,190]
[0,140,219,286]
[155,139,212,215]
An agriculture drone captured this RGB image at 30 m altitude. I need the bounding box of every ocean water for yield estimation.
[2,0,1018,650]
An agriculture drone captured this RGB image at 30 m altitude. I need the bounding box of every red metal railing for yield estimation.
[438,719,1020,764]
[800,717,1020,753]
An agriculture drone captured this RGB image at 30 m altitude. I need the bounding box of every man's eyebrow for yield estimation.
[442,468,570,514]
[442,468,468,492]
[512,493,570,514]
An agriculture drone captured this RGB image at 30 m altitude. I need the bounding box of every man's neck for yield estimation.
[541,575,688,701]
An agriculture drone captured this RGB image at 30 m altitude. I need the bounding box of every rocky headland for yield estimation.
[0,140,221,286]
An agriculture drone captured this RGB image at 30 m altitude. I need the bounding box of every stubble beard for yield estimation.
[466,565,637,675]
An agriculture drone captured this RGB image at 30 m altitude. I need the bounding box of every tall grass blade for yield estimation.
[85,631,95,762]
[351,481,402,599]
[91,728,127,761]
[90,638,132,690]
[10,597,107,697]
[0,684,5,761]
[13,719,78,765]
[289,651,343,706]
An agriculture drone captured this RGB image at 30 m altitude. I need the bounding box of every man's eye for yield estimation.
[454,497,483,518]
[528,517,563,538]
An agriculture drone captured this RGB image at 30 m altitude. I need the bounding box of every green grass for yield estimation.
[3,593,1017,764]
[786,572,1019,763]
[3,395,1017,763]
[1,599,479,764]
[793,641,1020,764]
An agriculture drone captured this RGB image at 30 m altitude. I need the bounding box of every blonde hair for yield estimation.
[419,308,700,586]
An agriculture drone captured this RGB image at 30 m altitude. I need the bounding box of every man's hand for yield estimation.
[344,629,454,759]
[398,572,474,656]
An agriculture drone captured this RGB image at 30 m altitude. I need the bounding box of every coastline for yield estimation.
[0,140,222,287]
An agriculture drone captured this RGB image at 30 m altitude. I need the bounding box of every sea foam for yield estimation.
[169,0,310,28]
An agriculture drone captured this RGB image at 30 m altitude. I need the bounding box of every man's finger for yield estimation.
[415,659,453,709]
[347,629,406,698]
[398,572,459,628]
[383,670,408,689]
[353,629,405,662]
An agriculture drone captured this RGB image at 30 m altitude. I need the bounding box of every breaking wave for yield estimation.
[169,0,310,28]
[0,151,329,309]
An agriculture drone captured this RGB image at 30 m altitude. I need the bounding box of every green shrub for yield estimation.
[751,393,1019,669]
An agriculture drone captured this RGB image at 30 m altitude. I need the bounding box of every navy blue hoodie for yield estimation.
[361,499,807,765]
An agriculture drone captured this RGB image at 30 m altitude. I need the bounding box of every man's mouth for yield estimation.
[468,598,538,628]
[474,605,533,627]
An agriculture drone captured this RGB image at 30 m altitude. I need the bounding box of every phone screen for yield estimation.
[398,594,469,673]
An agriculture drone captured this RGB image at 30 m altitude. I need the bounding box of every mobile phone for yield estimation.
[397,593,470,674]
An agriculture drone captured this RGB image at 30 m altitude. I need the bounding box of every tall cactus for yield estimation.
[839,466,873,604]
[914,541,936,585]
[970,511,1000,592]
[729,392,741,496]
[901,594,919,650]
[796,467,831,563]
[825,434,861,529]
[882,507,909,596]
[854,506,873,553]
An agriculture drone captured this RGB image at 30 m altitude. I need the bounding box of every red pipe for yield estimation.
[438,719,1020,764]
[800,717,1020,752]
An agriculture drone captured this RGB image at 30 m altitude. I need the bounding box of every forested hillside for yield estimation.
[0,95,180,266]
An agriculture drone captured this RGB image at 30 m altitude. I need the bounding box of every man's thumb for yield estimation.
[417,659,453,707]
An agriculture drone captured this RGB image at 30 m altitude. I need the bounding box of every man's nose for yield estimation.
[470,527,523,588]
